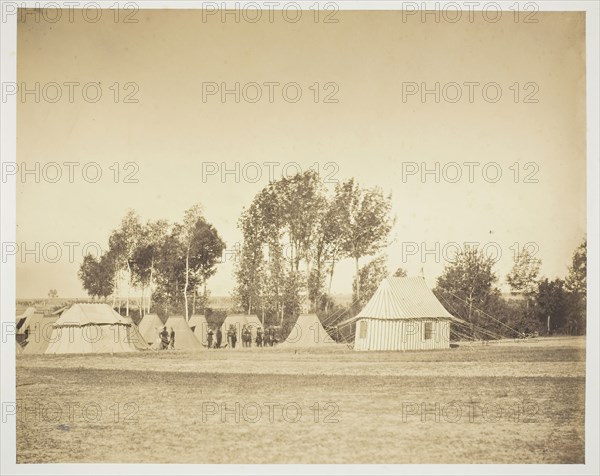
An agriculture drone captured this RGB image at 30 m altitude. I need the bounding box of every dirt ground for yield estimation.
[15,336,585,464]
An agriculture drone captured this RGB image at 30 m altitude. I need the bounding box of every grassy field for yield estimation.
[16,336,585,464]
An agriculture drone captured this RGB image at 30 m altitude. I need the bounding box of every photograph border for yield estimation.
[1,1,598,474]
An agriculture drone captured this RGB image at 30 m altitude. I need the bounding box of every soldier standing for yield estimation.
[207,328,214,349]
[169,327,175,350]
[215,327,222,348]
[159,326,169,350]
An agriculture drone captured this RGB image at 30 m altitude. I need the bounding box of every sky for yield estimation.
[14,9,586,299]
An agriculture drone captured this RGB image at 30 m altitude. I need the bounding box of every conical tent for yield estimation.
[280,314,336,348]
[220,314,249,348]
[45,303,141,354]
[16,307,36,336]
[22,314,60,354]
[123,316,151,351]
[138,313,164,345]
[163,316,204,351]
[189,314,209,346]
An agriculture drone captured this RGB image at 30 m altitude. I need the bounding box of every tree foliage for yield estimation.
[535,278,568,333]
[434,248,500,338]
[78,253,114,300]
[334,179,394,301]
[234,171,393,323]
[564,238,586,334]
[506,246,542,296]
[352,255,388,311]
[77,206,224,317]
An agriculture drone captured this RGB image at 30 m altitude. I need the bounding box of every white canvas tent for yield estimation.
[280,314,336,348]
[189,314,209,346]
[163,316,204,351]
[352,277,453,351]
[16,307,36,337]
[220,314,249,348]
[22,313,60,354]
[138,313,164,345]
[123,316,151,351]
[45,303,142,354]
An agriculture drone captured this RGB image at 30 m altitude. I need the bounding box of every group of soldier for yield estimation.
[206,324,278,349]
[158,326,175,350]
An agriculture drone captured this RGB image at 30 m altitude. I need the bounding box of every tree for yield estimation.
[154,230,186,315]
[78,255,97,298]
[320,193,350,304]
[352,255,388,310]
[535,278,568,334]
[282,270,305,323]
[78,253,114,300]
[506,246,541,297]
[393,267,408,278]
[435,248,500,338]
[178,205,225,321]
[275,171,326,272]
[234,171,328,317]
[565,238,586,334]
[188,215,226,315]
[47,289,58,298]
[565,238,587,293]
[234,172,393,318]
[179,205,204,321]
[131,219,169,315]
[335,179,394,301]
[233,240,264,315]
[309,195,346,311]
[233,201,264,314]
[107,210,143,315]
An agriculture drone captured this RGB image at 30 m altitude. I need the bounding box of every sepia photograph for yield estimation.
[1,1,598,474]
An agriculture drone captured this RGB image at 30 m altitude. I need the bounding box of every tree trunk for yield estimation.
[112,268,118,307]
[468,290,474,339]
[326,258,336,313]
[184,244,190,321]
[192,288,197,316]
[355,256,360,302]
[126,262,131,316]
[328,258,336,294]
[147,261,154,314]
[313,259,320,312]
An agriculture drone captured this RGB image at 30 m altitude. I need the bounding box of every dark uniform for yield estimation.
[159,327,169,350]
[169,328,175,349]
[229,325,237,349]
[242,325,251,348]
